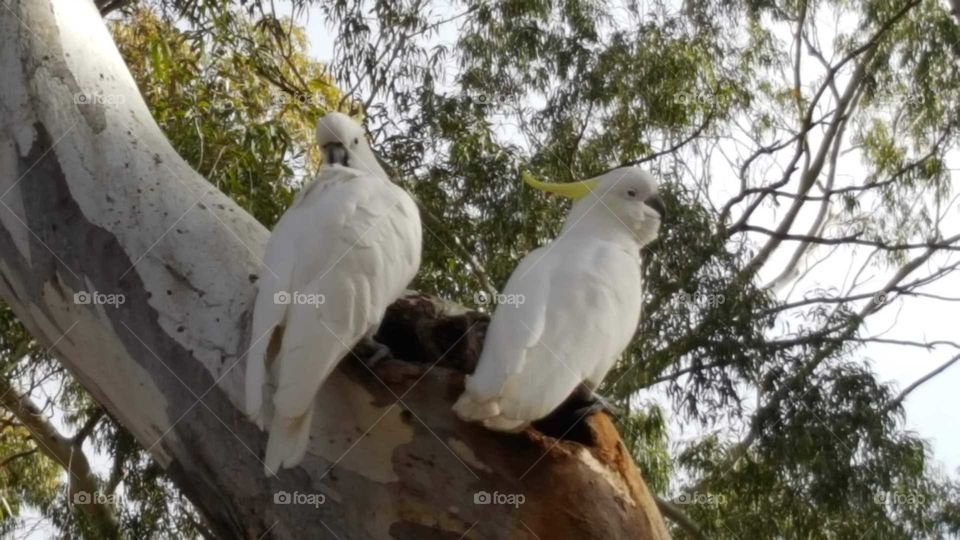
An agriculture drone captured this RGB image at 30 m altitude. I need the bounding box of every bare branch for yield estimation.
[762,106,846,290]
[739,226,960,252]
[655,495,708,540]
[0,446,38,469]
[722,0,922,234]
[644,360,729,387]
[619,113,714,169]
[0,376,118,537]
[96,0,132,16]
[72,408,105,447]
[884,353,960,412]
[737,49,873,280]
[740,235,958,449]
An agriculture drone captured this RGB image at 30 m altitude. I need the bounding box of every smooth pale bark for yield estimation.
[0,1,670,538]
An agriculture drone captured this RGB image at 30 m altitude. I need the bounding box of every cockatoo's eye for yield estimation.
[353,137,359,146]
[626,189,638,198]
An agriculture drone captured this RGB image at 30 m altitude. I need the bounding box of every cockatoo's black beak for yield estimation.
[644,195,666,219]
[323,142,349,166]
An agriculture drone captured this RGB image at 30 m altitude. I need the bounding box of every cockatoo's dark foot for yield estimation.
[533,385,622,442]
[570,389,623,420]
[356,335,395,367]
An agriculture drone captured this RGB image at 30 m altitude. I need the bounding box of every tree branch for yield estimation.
[71,408,104,446]
[722,0,922,235]
[884,353,960,413]
[739,235,958,450]
[738,226,960,252]
[736,47,874,280]
[0,446,38,469]
[95,0,132,16]
[654,495,708,540]
[619,113,714,169]
[0,376,118,537]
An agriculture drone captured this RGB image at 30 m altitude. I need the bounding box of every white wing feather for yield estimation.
[454,238,642,431]
[245,166,421,471]
[244,190,305,426]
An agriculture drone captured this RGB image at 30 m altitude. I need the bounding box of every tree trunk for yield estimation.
[0,1,670,538]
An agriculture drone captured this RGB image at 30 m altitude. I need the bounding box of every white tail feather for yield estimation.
[263,405,314,475]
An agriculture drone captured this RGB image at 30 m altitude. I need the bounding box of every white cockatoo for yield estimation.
[453,167,665,432]
[245,112,422,473]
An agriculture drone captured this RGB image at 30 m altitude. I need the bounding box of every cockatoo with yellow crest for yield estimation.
[453,167,665,432]
[245,112,422,473]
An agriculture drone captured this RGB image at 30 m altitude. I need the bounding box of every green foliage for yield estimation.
[0,424,61,538]
[111,4,345,227]
[0,306,64,537]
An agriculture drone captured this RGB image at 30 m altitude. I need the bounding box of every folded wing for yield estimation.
[246,167,421,471]
[455,241,641,431]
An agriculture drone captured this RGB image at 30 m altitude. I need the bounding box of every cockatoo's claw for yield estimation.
[572,390,623,420]
[356,336,395,367]
[569,384,624,419]
[571,402,604,420]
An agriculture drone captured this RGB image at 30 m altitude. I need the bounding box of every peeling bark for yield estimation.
[0,0,669,538]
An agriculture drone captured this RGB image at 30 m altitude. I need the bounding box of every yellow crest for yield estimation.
[522,171,599,200]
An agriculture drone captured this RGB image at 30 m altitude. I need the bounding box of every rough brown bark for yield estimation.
[0,0,670,538]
